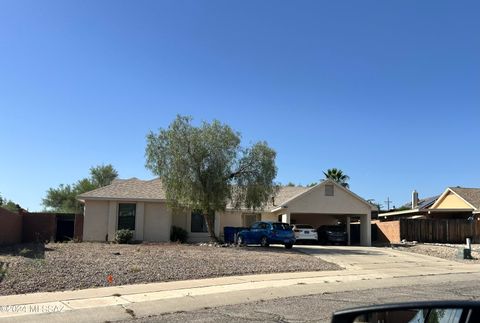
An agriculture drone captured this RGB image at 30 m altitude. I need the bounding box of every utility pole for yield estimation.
[384,197,393,211]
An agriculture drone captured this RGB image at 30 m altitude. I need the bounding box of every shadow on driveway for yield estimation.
[291,245,388,256]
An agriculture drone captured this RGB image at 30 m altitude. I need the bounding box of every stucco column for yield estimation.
[135,202,145,241]
[346,216,351,246]
[360,212,372,246]
[281,213,291,224]
[107,201,117,242]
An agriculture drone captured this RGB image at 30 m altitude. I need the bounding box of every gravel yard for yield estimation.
[0,242,340,296]
[393,243,480,263]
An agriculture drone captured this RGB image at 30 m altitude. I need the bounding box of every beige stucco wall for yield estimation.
[261,212,278,222]
[433,192,472,209]
[286,184,372,215]
[83,200,109,241]
[144,202,172,242]
[171,208,187,229]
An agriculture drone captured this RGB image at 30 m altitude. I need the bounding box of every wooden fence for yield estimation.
[400,219,480,244]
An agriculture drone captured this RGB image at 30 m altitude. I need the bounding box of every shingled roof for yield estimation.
[77,178,311,210]
[77,178,167,201]
[449,187,480,210]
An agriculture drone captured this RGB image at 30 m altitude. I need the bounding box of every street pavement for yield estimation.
[1,245,479,322]
[120,278,480,322]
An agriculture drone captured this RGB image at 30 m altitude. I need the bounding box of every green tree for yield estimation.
[145,115,278,241]
[323,168,350,189]
[0,193,22,213]
[42,164,118,213]
[89,164,119,187]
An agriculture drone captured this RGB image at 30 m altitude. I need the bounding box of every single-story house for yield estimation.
[380,187,480,220]
[429,187,480,219]
[77,178,377,246]
[379,190,439,220]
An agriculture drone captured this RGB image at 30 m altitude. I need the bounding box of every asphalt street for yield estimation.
[117,279,480,323]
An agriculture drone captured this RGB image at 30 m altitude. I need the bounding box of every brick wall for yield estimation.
[374,220,401,243]
[0,208,22,245]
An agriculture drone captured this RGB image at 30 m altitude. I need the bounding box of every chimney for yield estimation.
[412,190,419,209]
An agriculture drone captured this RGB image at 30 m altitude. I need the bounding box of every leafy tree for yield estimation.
[43,164,118,213]
[42,184,77,213]
[323,168,350,189]
[307,182,317,187]
[0,193,22,213]
[286,182,296,187]
[90,164,118,187]
[145,115,278,241]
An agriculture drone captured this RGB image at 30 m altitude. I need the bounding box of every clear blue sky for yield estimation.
[1,1,479,211]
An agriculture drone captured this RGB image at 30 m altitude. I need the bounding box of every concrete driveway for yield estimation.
[293,244,466,273]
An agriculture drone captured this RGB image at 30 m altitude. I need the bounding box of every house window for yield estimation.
[325,184,334,196]
[118,203,136,230]
[243,213,261,227]
[191,211,214,233]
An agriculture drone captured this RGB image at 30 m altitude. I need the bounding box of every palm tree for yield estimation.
[323,168,350,189]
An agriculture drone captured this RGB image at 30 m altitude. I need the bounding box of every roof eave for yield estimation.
[78,197,167,203]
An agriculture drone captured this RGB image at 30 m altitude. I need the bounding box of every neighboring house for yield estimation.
[429,187,480,219]
[381,187,480,220]
[77,178,377,246]
[379,190,439,220]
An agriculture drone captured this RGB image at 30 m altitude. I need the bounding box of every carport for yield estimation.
[270,181,376,246]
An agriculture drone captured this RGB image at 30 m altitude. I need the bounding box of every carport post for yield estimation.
[346,216,351,246]
[360,213,372,246]
[281,213,291,224]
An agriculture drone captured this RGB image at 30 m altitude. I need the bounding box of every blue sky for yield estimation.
[0,1,479,211]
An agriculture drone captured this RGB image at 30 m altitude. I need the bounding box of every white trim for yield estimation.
[428,208,474,214]
[380,209,421,217]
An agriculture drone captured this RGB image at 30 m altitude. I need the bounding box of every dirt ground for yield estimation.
[0,242,340,295]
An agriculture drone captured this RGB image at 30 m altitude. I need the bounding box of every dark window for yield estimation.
[118,203,136,230]
[250,222,260,229]
[191,211,213,233]
[272,223,291,230]
[295,224,314,229]
[325,184,334,196]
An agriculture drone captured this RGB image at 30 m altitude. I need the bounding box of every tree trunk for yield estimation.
[205,212,218,242]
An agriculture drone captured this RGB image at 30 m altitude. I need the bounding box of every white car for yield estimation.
[291,224,318,243]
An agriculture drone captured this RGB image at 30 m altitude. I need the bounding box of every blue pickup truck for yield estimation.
[236,221,296,249]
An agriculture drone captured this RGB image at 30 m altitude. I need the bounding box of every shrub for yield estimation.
[19,248,33,257]
[115,229,134,244]
[170,226,188,243]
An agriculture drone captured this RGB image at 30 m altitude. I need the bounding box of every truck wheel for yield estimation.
[260,236,269,247]
[237,236,245,246]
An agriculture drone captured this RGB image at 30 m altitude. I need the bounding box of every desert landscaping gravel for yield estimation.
[393,243,480,263]
[0,242,341,296]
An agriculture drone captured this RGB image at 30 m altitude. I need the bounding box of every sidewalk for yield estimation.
[1,246,479,322]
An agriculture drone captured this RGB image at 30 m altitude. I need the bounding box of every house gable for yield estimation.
[283,181,374,215]
[430,190,474,210]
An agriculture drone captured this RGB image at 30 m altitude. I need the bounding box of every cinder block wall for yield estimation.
[0,208,23,245]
